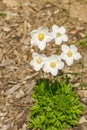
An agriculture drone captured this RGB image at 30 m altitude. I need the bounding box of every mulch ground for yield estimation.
[0,0,87,130]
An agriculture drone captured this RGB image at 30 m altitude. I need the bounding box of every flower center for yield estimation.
[36,58,42,64]
[38,33,45,41]
[67,51,73,57]
[56,33,61,37]
[50,62,56,68]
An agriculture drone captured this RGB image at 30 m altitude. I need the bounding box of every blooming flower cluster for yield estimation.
[30,25,81,76]
[30,53,64,76]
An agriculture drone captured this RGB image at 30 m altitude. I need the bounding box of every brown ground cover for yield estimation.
[0,0,87,130]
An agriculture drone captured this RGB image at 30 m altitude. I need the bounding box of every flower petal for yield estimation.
[43,65,49,73]
[49,55,59,60]
[65,58,73,66]
[73,52,81,60]
[59,26,66,34]
[61,34,68,42]
[60,53,68,60]
[37,41,46,50]
[52,25,59,32]
[31,39,36,45]
[32,52,39,58]
[57,61,64,70]
[55,37,62,45]
[61,44,70,53]
[30,60,34,66]
[70,45,77,53]
[37,26,48,33]
[51,69,58,76]
[30,30,37,36]
[45,34,53,42]
[34,64,42,71]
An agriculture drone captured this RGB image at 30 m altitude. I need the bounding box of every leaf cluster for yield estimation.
[0,11,7,18]
[28,79,84,130]
[79,34,87,47]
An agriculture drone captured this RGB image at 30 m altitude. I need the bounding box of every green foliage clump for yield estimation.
[79,34,87,47]
[0,11,6,18]
[28,79,84,130]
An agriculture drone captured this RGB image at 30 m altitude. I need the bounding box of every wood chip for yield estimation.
[5,84,21,95]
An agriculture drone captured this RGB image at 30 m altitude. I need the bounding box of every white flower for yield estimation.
[43,55,64,76]
[30,53,47,71]
[30,26,52,50]
[51,24,68,45]
[61,44,81,66]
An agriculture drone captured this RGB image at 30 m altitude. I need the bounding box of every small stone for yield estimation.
[79,116,87,124]
[15,89,25,99]
[79,32,85,38]
[22,124,27,130]
[77,90,87,98]
[3,26,11,32]
[1,124,10,130]
[0,113,4,116]
[1,117,4,120]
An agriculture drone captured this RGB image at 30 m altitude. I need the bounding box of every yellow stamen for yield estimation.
[36,58,42,64]
[50,62,56,68]
[67,51,72,57]
[56,33,61,37]
[38,33,44,41]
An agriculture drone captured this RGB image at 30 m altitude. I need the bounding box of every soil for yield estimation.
[0,0,87,130]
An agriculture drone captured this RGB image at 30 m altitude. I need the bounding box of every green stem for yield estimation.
[49,84,53,97]
[49,75,58,97]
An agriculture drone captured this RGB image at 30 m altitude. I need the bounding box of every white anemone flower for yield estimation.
[51,24,68,45]
[43,55,64,76]
[61,44,81,66]
[30,53,47,71]
[30,26,52,50]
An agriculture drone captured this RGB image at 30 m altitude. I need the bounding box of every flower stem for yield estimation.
[49,83,53,97]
